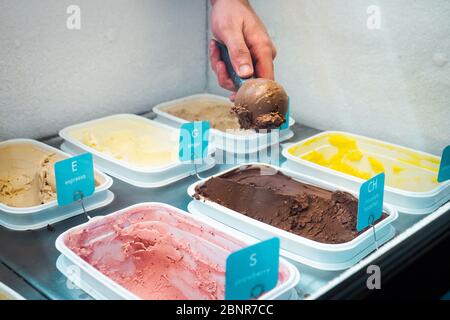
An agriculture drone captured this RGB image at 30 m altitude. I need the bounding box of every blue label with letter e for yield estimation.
[357,173,385,232]
[55,153,95,206]
[179,121,210,162]
[438,145,450,183]
[225,237,280,300]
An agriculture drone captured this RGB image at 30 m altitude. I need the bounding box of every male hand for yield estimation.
[210,0,277,98]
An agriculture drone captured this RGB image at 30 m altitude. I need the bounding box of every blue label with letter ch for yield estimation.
[225,237,280,300]
[438,145,450,183]
[357,173,385,231]
[179,121,210,161]
[55,153,95,206]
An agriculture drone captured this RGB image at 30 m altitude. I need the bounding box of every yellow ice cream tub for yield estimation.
[282,131,450,214]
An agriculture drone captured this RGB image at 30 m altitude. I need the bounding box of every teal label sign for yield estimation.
[357,173,385,232]
[280,97,290,130]
[225,238,280,300]
[438,145,450,182]
[179,121,210,162]
[55,153,95,206]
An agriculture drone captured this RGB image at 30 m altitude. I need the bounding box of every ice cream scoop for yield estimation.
[232,78,288,130]
[215,41,288,130]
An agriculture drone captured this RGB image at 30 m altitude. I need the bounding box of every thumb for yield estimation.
[222,31,254,78]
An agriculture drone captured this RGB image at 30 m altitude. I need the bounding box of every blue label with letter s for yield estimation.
[225,238,280,300]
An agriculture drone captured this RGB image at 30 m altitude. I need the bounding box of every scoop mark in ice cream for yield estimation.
[194,165,387,244]
[232,79,288,130]
[0,145,63,207]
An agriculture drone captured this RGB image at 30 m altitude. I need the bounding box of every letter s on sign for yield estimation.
[249,253,257,267]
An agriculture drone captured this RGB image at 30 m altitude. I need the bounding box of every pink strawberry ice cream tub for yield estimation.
[55,203,299,300]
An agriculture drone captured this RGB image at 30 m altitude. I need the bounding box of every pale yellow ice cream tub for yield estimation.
[59,114,215,188]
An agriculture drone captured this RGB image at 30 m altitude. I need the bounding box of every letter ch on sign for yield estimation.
[357,173,385,231]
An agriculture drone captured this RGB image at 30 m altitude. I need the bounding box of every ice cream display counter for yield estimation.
[1,1,449,302]
[0,112,448,300]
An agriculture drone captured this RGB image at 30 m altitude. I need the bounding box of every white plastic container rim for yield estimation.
[60,141,215,188]
[282,131,450,214]
[187,163,399,270]
[0,281,25,300]
[188,200,396,271]
[0,139,113,215]
[55,202,300,300]
[152,94,295,152]
[56,254,298,300]
[59,114,216,188]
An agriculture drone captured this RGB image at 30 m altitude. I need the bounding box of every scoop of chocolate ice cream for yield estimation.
[232,78,288,130]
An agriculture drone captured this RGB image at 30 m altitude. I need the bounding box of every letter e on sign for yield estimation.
[72,161,78,173]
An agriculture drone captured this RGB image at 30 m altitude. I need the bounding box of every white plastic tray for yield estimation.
[0,139,114,231]
[55,202,300,300]
[153,94,295,154]
[0,281,25,300]
[59,114,216,188]
[282,131,450,215]
[187,163,398,271]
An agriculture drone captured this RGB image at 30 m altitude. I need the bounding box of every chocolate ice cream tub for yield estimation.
[187,163,398,271]
[55,202,300,300]
[153,94,295,154]
[0,139,114,231]
[59,114,215,188]
[282,131,450,215]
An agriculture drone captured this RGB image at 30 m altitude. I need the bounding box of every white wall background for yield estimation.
[208,0,450,155]
[0,0,207,139]
[0,0,448,155]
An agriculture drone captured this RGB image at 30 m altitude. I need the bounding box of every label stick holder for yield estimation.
[179,121,211,181]
[368,214,379,251]
[193,163,205,180]
[74,191,91,221]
